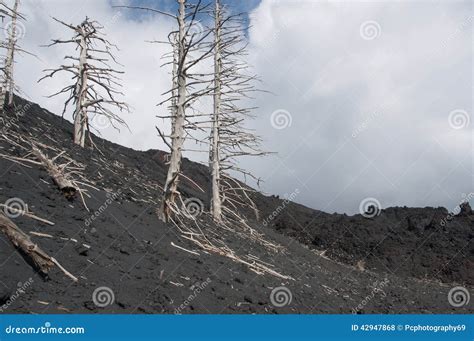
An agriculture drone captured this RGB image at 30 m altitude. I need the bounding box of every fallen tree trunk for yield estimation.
[0,213,78,281]
[0,212,55,275]
[31,146,77,198]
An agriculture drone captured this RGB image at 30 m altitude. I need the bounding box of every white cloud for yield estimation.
[13,0,473,214]
[245,0,472,213]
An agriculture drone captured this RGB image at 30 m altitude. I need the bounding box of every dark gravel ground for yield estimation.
[258,197,474,285]
[0,97,472,314]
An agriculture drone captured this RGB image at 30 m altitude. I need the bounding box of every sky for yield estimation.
[11,0,473,215]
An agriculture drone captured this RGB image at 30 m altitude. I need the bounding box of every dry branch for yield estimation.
[0,204,54,225]
[171,241,200,256]
[31,146,77,198]
[29,231,54,238]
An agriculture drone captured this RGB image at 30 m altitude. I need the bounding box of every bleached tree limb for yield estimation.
[0,0,18,109]
[50,257,78,282]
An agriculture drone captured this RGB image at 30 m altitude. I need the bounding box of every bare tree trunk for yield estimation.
[1,0,19,109]
[73,28,88,147]
[210,0,222,222]
[6,42,14,106]
[0,0,5,109]
[160,0,187,222]
[6,0,18,107]
[170,33,178,135]
[0,81,5,111]
[0,212,55,275]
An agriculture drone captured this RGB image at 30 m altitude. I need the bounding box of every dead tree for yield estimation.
[39,17,129,148]
[0,0,23,109]
[160,0,188,222]
[114,2,288,279]
[158,0,218,222]
[208,0,267,223]
[117,0,214,221]
[209,0,222,222]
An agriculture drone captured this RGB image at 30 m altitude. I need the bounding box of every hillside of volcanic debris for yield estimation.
[0,96,472,314]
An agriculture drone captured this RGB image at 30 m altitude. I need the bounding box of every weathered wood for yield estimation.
[160,0,187,222]
[0,212,54,276]
[209,0,223,223]
[73,24,88,147]
[0,0,19,109]
[31,146,77,198]
[207,0,267,223]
